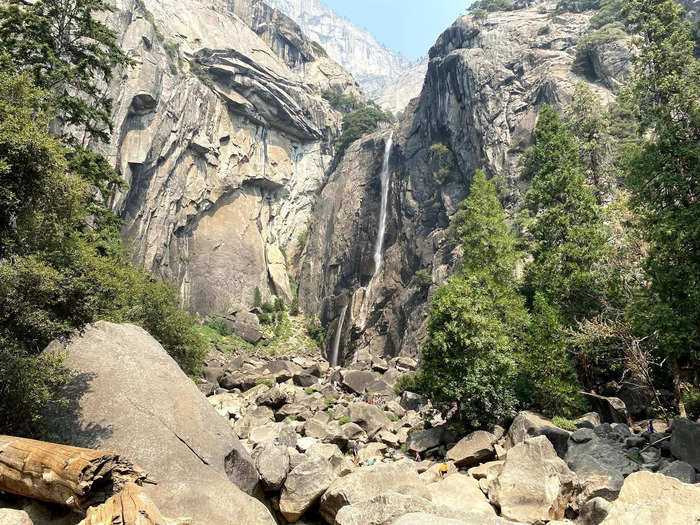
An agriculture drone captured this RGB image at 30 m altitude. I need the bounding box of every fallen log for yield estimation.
[0,435,150,511]
[78,483,190,525]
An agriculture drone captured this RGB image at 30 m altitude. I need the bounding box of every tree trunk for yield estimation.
[0,435,150,510]
[78,482,189,525]
[673,360,687,418]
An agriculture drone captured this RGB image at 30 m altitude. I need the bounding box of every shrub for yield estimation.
[261,301,275,314]
[205,316,231,337]
[289,295,301,316]
[472,8,488,20]
[324,396,336,406]
[411,269,433,290]
[306,314,326,345]
[305,386,314,394]
[387,412,399,422]
[273,297,285,312]
[470,0,514,12]
[338,416,351,425]
[256,379,274,388]
[336,105,393,157]
[537,25,551,36]
[683,388,700,420]
[394,373,419,396]
[553,416,578,432]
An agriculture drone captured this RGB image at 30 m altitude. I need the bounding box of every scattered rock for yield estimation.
[427,473,496,516]
[406,425,448,454]
[489,436,576,523]
[669,418,700,470]
[575,412,602,429]
[659,460,696,484]
[253,444,290,491]
[582,393,631,425]
[256,386,288,409]
[600,471,700,524]
[348,402,390,437]
[446,430,497,468]
[249,422,297,448]
[280,455,336,523]
[399,392,426,411]
[579,497,612,525]
[0,509,33,525]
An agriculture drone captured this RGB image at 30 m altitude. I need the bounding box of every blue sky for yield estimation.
[322,0,470,61]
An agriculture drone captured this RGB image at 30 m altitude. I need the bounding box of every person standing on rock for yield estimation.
[439,463,448,479]
[353,443,359,466]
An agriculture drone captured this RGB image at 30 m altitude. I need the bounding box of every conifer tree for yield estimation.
[421,170,528,427]
[623,0,700,417]
[523,105,607,327]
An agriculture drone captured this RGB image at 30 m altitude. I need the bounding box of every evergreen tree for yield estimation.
[421,171,528,427]
[448,170,520,284]
[518,293,583,417]
[523,105,608,327]
[0,0,131,142]
[623,0,700,417]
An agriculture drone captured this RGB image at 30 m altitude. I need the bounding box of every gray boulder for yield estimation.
[582,392,631,425]
[248,421,297,448]
[669,418,700,470]
[252,444,290,491]
[406,425,449,454]
[280,455,336,523]
[489,436,576,523]
[348,402,390,437]
[43,322,273,525]
[400,392,426,411]
[506,411,568,456]
[343,370,380,394]
[659,460,697,484]
[255,386,288,409]
[0,509,33,525]
[391,512,518,525]
[219,307,263,344]
[579,497,612,525]
[446,430,497,468]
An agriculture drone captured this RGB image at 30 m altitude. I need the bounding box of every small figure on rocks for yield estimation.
[353,443,359,466]
[649,420,655,434]
[439,463,448,479]
[415,452,422,463]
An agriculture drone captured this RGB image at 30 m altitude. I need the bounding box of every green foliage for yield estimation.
[469,0,514,12]
[336,105,393,158]
[338,416,351,425]
[190,61,214,88]
[522,105,608,327]
[537,25,552,36]
[472,8,488,19]
[420,273,529,428]
[553,416,578,432]
[394,373,419,396]
[556,0,599,13]
[322,89,363,113]
[429,143,454,184]
[517,294,583,417]
[324,396,336,406]
[411,269,433,290]
[304,386,314,395]
[289,295,301,316]
[306,314,326,345]
[589,0,626,29]
[273,297,285,312]
[449,170,521,285]
[0,349,71,439]
[0,0,132,143]
[256,379,274,388]
[622,0,700,388]
[205,316,232,337]
[261,301,276,314]
[253,287,263,308]
[387,412,399,422]
[683,389,700,420]
[573,24,628,78]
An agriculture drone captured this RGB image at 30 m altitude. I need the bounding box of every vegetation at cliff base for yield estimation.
[0,0,206,437]
[336,103,394,158]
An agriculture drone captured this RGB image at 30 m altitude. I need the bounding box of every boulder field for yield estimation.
[3,323,698,524]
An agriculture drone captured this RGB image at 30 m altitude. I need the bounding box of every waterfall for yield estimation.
[373,131,394,274]
[330,304,348,367]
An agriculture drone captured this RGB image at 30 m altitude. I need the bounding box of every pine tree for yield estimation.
[448,170,520,284]
[421,171,528,427]
[523,105,608,327]
[519,293,583,417]
[623,0,700,417]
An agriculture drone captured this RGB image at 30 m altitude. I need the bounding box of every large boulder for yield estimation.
[446,430,497,467]
[669,418,700,470]
[659,460,697,484]
[234,406,275,439]
[600,471,700,524]
[348,402,390,437]
[406,425,449,454]
[400,392,426,411]
[218,306,263,344]
[489,436,576,523]
[252,444,290,491]
[43,322,273,525]
[280,455,336,523]
[249,421,297,448]
[0,509,32,525]
[427,474,496,516]
[582,393,631,425]
[335,492,504,525]
[391,512,518,525]
[342,370,378,394]
[320,461,430,523]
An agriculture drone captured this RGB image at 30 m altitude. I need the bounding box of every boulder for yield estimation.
[343,370,380,394]
[293,373,318,387]
[386,401,406,418]
[248,422,297,448]
[260,360,305,383]
[669,418,700,470]
[306,442,345,473]
[419,461,459,483]
[320,461,430,523]
[252,444,289,491]
[579,497,612,525]
[255,386,287,409]
[43,322,273,525]
[659,460,697,484]
[207,392,245,419]
[296,436,317,452]
[489,436,576,523]
[341,421,367,441]
[348,402,390,437]
[358,442,388,463]
[600,471,700,524]
[582,393,631,425]
[280,455,336,523]
[446,430,497,467]
[506,411,553,447]
[399,392,426,411]
[219,308,263,344]
[395,357,418,371]
[427,474,496,516]
[372,357,389,373]
[202,365,225,385]
[0,509,33,525]
[378,430,400,447]
[303,418,330,440]
[234,406,275,439]
[575,412,602,429]
[391,512,518,525]
[540,425,571,458]
[406,425,448,454]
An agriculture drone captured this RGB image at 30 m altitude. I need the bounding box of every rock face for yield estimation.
[427,474,496,516]
[43,322,273,525]
[669,418,700,470]
[264,0,417,104]
[280,455,336,522]
[600,471,700,524]
[489,436,577,523]
[99,0,356,317]
[446,430,497,467]
[0,509,33,525]
[299,4,626,363]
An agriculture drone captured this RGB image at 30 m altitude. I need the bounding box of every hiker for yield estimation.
[415,451,422,463]
[353,443,359,465]
[649,420,655,434]
[439,463,448,479]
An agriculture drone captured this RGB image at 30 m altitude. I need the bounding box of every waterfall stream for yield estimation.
[373,131,394,274]
[330,303,348,367]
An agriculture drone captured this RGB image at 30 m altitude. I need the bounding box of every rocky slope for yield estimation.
[97,0,360,315]
[299,2,632,365]
[263,0,423,108]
